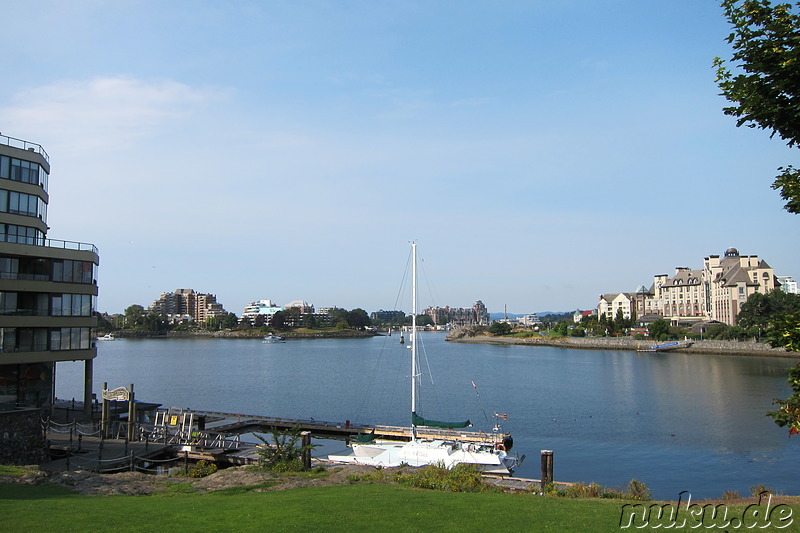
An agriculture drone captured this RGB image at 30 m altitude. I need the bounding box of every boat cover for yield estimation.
[412,411,471,429]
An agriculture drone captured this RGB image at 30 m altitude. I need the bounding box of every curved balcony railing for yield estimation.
[0,133,49,163]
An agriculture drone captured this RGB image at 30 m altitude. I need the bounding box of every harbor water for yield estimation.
[55,333,797,500]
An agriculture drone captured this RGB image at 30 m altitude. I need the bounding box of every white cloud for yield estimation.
[1,76,230,153]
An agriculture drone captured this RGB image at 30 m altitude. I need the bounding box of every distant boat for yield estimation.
[263,335,285,343]
[97,334,115,341]
[637,340,693,353]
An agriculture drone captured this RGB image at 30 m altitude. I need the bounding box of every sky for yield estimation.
[1,0,798,316]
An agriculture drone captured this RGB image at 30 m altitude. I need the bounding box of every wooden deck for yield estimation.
[186,409,508,445]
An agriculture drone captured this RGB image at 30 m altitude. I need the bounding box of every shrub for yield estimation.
[254,424,315,473]
[395,463,496,493]
[750,484,773,497]
[185,460,218,478]
[627,479,651,501]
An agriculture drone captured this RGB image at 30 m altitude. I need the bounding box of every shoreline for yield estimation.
[106,330,379,340]
[447,334,798,358]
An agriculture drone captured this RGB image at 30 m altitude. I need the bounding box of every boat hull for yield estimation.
[328,439,516,475]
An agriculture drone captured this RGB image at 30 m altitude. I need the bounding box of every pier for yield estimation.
[188,408,510,446]
[43,401,512,472]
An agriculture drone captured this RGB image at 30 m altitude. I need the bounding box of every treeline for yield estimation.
[96,305,438,335]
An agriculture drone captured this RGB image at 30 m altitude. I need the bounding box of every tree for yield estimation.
[488,321,512,335]
[205,316,220,331]
[347,308,371,330]
[715,0,800,213]
[738,289,800,331]
[223,312,239,329]
[648,319,671,341]
[124,304,146,328]
[270,310,288,331]
[767,361,800,435]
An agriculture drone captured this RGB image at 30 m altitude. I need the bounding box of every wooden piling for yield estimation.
[301,431,311,470]
[540,450,554,490]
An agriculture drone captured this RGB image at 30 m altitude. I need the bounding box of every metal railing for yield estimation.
[0,133,49,163]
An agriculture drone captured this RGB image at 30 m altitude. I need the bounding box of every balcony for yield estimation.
[0,133,49,163]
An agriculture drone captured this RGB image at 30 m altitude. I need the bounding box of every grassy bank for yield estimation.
[2,481,798,532]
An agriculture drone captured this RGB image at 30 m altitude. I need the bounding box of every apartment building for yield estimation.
[0,134,99,415]
[149,288,227,325]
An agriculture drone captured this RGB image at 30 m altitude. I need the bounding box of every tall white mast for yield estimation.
[411,241,417,441]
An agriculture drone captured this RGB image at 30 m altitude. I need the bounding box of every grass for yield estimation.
[2,475,799,532]
[0,483,634,532]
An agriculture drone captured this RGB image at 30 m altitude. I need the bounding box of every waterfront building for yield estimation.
[597,292,635,320]
[653,267,704,323]
[241,299,284,327]
[702,248,775,325]
[0,134,99,414]
[596,247,778,327]
[148,288,227,326]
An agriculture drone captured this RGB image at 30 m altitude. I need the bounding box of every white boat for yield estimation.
[97,334,115,341]
[328,242,520,475]
[262,335,285,343]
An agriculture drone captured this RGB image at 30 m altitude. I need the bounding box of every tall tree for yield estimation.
[715,0,800,213]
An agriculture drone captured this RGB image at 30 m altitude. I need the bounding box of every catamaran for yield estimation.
[328,242,520,475]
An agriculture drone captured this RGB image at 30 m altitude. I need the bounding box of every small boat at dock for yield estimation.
[637,340,693,353]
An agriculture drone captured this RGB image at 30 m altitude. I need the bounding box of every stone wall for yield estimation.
[448,332,796,357]
[0,408,46,465]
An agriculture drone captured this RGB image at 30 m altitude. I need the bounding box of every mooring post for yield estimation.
[101,382,108,439]
[301,431,311,470]
[540,450,554,490]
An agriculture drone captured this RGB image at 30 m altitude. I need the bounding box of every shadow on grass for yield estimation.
[0,483,78,500]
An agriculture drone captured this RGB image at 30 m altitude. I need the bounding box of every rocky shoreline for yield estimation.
[447,333,797,358]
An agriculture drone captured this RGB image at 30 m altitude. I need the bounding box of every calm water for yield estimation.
[55,333,798,500]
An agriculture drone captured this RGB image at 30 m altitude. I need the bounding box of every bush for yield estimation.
[184,460,218,478]
[395,463,497,493]
[254,424,315,472]
[627,479,651,501]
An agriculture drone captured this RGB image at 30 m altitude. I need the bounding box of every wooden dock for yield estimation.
[185,409,509,445]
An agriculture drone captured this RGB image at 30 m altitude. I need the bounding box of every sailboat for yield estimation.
[328,242,520,475]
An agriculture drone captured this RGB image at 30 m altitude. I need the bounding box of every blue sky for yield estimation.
[2,1,798,316]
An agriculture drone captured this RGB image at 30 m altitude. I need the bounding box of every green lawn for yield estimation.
[2,483,798,532]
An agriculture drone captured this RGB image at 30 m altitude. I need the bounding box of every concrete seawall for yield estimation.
[448,334,798,358]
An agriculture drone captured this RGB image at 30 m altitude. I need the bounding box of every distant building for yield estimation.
[597,293,635,320]
[777,276,798,294]
[370,309,405,323]
[241,299,283,327]
[149,289,227,326]
[422,301,489,326]
[519,313,543,327]
[597,247,779,327]
[285,300,314,314]
[572,310,595,324]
